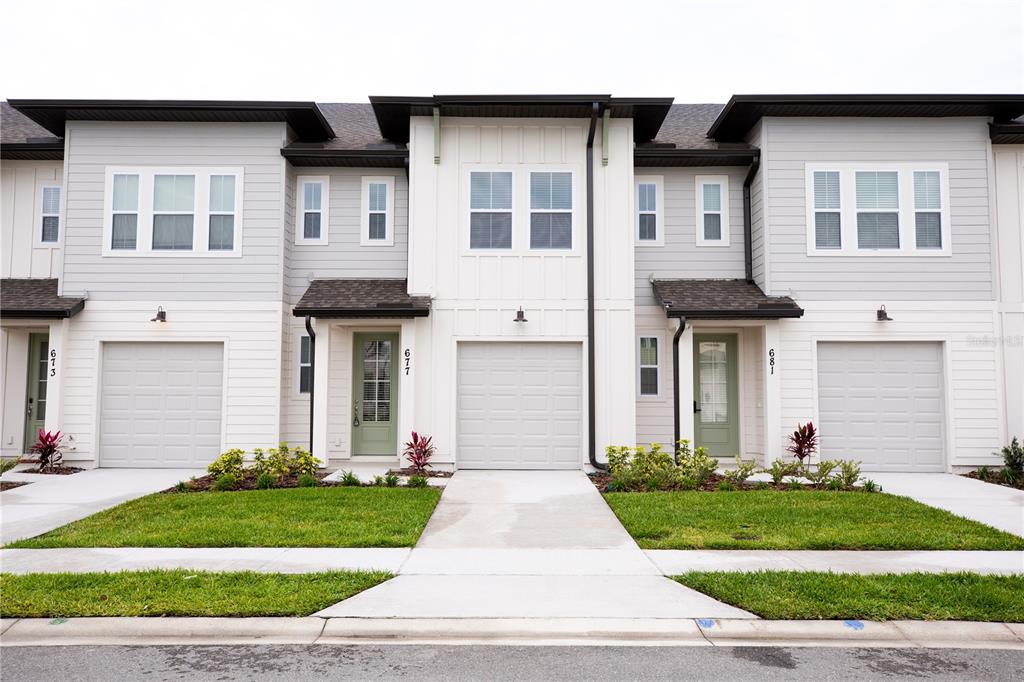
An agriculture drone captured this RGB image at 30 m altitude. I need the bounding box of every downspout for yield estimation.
[742,151,761,283]
[304,315,316,457]
[586,102,606,470]
[672,316,687,461]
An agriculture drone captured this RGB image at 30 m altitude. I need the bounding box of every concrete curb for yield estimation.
[2,617,1022,648]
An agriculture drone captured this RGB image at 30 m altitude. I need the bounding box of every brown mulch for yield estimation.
[588,471,864,493]
[961,471,1024,490]
[162,470,338,493]
[387,468,453,478]
[0,481,30,492]
[7,462,84,475]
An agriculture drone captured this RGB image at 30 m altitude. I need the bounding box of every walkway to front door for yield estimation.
[316,471,753,618]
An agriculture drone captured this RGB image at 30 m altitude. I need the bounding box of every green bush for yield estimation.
[977,465,991,481]
[207,449,245,479]
[255,472,275,489]
[339,470,361,486]
[862,479,881,493]
[214,473,238,491]
[1000,437,1023,482]
[174,480,188,493]
[722,458,758,487]
[833,460,862,489]
[604,441,718,492]
[406,475,429,488]
[805,459,839,487]
[786,478,804,491]
[717,481,735,491]
[297,474,318,488]
[0,458,19,476]
[289,447,321,478]
[372,475,386,486]
[385,473,400,488]
[762,459,801,485]
[677,441,718,489]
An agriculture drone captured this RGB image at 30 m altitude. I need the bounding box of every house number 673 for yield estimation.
[403,348,411,375]
[49,349,57,377]
[768,348,775,375]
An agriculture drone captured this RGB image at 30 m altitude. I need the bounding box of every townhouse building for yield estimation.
[2,94,1022,472]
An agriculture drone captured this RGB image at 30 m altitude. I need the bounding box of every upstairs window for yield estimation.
[530,171,573,249]
[638,336,660,397]
[913,171,942,249]
[152,175,196,250]
[298,335,312,394]
[40,186,61,244]
[469,171,512,249]
[361,176,395,246]
[296,176,329,245]
[208,175,236,251]
[111,174,140,250]
[812,171,841,249]
[636,176,663,245]
[855,171,899,249]
[696,175,730,246]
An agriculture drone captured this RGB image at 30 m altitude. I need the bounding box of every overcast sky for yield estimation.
[1,0,1022,103]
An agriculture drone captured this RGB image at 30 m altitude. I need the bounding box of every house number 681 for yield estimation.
[768,348,775,375]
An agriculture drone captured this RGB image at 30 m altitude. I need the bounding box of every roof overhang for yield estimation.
[652,279,804,320]
[990,122,1024,144]
[0,279,85,319]
[708,94,1024,141]
[634,147,759,167]
[292,279,431,319]
[8,99,336,141]
[369,94,674,144]
[0,141,64,160]
[280,147,408,168]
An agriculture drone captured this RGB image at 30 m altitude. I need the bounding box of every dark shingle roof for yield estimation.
[314,103,396,150]
[649,103,726,149]
[293,279,430,318]
[1,102,61,144]
[651,279,802,319]
[1,279,85,318]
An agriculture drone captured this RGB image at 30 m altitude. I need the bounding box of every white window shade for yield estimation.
[855,171,898,209]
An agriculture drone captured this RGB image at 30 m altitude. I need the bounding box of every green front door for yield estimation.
[24,333,49,451]
[693,333,740,458]
[351,333,399,456]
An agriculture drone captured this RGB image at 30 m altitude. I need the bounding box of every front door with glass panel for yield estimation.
[693,333,740,458]
[24,333,49,452]
[351,333,399,456]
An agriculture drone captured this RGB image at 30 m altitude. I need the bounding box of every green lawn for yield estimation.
[604,490,1024,550]
[7,487,442,548]
[675,571,1024,622]
[0,570,390,617]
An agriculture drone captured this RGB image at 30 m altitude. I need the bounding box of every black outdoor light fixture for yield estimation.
[513,307,528,323]
[151,306,167,322]
[876,305,892,322]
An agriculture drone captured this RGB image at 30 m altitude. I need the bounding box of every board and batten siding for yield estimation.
[992,146,1024,442]
[762,117,994,300]
[1,160,64,278]
[60,121,288,300]
[633,167,747,306]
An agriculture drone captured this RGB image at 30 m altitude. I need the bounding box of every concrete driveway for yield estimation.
[1,467,203,543]
[869,473,1024,537]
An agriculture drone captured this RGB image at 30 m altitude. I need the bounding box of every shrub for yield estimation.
[607,443,679,492]
[250,448,270,477]
[805,459,839,487]
[677,442,718,489]
[0,458,19,476]
[207,449,245,479]
[339,470,361,486]
[174,480,188,493]
[372,475,386,486]
[30,430,65,472]
[754,481,771,491]
[862,479,881,493]
[407,475,429,488]
[288,446,321,478]
[266,445,292,480]
[722,458,758,487]
[976,465,991,481]
[255,472,275,490]
[403,432,436,473]
[786,478,804,491]
[833,460,862,489]
[214,473,238,491]
[826,477,845,491]
[786,421,818,469]
[297,474,318,488]
[999,437,1023,482]
[385,473,400,488]
[762,459,801,485]
[716,481,735,491]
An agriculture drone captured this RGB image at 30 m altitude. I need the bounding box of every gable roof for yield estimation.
[293,279,430,318]
[1,102,64,159]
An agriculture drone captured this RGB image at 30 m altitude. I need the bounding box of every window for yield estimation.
[812,171,841,249]
[111,174,140,250]
[696,175,730,246]
[530,171,572,249]
[638,336,660,397]
[914,171,942,249]
[296,176,329,245]
[470,171,512,249]
[298,335,312,394]
[636,176,663,245]
[361,176,395,246]
[152,175,196,250]
[208,175,236,251]
[855,171,899,249]
[40,186,61,244]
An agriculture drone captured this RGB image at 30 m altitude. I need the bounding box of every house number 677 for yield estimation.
[404,348,411,375]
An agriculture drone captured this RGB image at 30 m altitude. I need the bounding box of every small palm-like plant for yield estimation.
[31,429,65,472]
[786,421,818,469]
[403,431,435,474]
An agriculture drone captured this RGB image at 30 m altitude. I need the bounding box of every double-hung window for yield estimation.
[913,171,942,249]
[696,175,730,246]
[361,176,395,246]
[530,171,573,249]
[855,171,900,249]
[152,175,196,250]
[638,336,660,397]
[296,176,329,245]
[208,175,236,251]
[469,171,513,249]
[298,335,312,394]
[636,176,663,245]
[40,186,61,244]
[111,174,140,250]
[812,171,841,249]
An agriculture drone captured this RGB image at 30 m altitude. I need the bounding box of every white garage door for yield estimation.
[100,342,224,467]
[457,342,582,469]
[817,342,945,472]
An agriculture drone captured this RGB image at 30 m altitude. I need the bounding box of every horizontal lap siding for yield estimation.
[635,306,674,447]
[764,117,994,300]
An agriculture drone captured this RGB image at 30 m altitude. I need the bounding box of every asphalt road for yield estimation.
[2,644,1023,681]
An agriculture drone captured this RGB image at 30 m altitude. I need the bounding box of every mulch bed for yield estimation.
[6,462,84,475]
[588,471,865,493]
[0,481,30,492]
[961,471,1024,490]
[387,468,453,478]
[162,471,339,493]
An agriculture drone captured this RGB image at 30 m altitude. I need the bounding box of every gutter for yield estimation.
[586,102,606,471]
[304,315,316,457]
[742,150,761,283]
[671,316,687,461]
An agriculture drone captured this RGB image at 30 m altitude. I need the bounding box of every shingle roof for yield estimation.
[649,103,727,149]
[651,279,802,319]
[293,279,430,318]
[1,102,61,144]
[1,279,85,318]
[314,103,398,150]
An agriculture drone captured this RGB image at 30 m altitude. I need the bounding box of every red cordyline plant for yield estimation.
[31,429,65,472]
[786,421,818,469]
[403,431,435,473]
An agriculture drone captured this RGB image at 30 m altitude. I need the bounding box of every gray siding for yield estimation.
[284,168,408,305]
[746,121,766,289]
[763,117,994,300]
[62,121,288,300]
[634,167,747,306]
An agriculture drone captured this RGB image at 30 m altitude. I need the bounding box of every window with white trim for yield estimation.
[530,171,573,249]
[636,176,663,245]
[111,174,139,250]
[295,176,328,245]
[298,335,312,394]
[812,171,841,249]
[913,171,942,249]
[361,176,395,246]
[855,171,899,249]
[696,175,730,246]
[208,175,236,251]
[152,174,196,250]
[638,336,660,397]
[40,186,61,243]
[469,171,512,249]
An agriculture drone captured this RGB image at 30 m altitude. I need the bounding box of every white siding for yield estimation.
[1,160,64,278]
[993,146,1024,442]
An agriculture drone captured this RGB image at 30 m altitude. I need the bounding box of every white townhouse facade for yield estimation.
[1,94,1022,473]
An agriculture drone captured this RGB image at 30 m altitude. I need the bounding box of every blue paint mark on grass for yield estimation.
[843,620,865,631]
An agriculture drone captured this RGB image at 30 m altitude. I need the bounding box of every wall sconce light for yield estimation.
[513,307,528,323]
[151,306,167,322]
[876,305,892,322]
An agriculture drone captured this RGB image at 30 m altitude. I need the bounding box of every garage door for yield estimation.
[100,342,224,467]
[817,342,944,471]
[457,342,582,469]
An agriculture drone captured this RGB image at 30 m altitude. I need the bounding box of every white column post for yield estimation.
[762,320,783,464]
[397,319,417,464]
[44,318,69,437]
[313,321,331,462]
[676,320,695,448]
